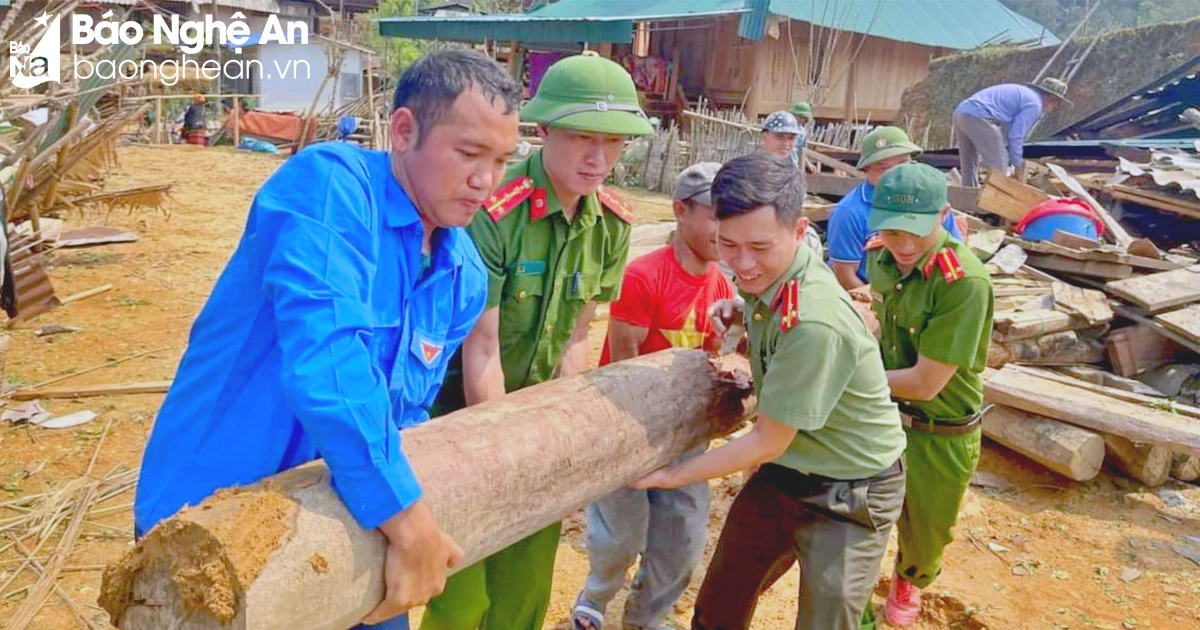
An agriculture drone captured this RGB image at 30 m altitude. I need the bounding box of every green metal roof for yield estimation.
[377,14,636,43]
[377,0,1057,50]
[527,0,1058,49]
[767,0,1058,49]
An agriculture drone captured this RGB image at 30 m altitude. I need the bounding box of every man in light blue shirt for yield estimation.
[133,50,522,630]
[827,126,962,291]
[953,77,1071,186]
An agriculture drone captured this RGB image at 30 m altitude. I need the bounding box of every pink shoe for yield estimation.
[882,574,921,627]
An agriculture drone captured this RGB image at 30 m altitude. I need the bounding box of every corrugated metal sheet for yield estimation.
[525,0,1056,49]
[1051,55,1200,140]
[1118,147,1200,199]
[7,234,58,324]
[768,0,1057,49]
[377,14,636,43]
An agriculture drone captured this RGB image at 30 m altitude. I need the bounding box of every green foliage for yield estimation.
[364,0,430,81]
[1001,0,1199,38]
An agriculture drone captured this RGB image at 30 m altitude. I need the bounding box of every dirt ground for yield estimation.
[1,145,1198,630]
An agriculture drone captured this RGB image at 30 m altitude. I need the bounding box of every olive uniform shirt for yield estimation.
[865,231,994,422]
[745,245,906,480]
[435,152,632,412]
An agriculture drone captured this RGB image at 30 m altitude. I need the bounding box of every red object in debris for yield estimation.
[1014,198,1105,241]
[184,129,209,146]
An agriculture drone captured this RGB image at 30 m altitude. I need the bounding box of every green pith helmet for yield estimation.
[857,126,923,169]
[521,52,654,137]
[790,101,814,121]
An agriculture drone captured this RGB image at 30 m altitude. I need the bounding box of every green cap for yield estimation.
[520,52,654,137]
[857,126,922,169]
[869,162,948,236]
[790,102,813,121]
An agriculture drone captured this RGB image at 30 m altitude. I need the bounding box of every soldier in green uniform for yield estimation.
[863,163,994,627]
[634,153,907,630]
[420,52,653,630]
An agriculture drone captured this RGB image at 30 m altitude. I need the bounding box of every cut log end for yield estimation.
[103,488,301,627]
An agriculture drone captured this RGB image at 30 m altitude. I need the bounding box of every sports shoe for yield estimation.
[882,573,921,627]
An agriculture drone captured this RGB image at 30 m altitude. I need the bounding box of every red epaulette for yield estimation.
[771,278,801,332]
[864,234,885,250]
[921,247,967,284]
[596,185,634,224]
[484,177,535,222]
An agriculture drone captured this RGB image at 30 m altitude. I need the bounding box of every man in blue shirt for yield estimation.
[953,77,1072,187]
[133,50,522,629]
[826,126,963,291]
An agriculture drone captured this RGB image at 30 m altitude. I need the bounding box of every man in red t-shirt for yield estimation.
[573,163,735,630]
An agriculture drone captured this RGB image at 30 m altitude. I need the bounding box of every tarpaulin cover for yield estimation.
[232,110,317,143]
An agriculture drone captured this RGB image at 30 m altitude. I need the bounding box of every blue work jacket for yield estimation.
[134,143,487,536]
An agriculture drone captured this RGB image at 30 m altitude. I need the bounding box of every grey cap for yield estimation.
[762,110,802,135]
[673,162,722,205]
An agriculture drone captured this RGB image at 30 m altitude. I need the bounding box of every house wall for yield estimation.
[256,43,361,112]
[651,15,939,122]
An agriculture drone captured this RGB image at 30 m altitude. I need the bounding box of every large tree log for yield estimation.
[983,365,1200,456]
[1172,455,1200,482]
[982,405,1104,481]
[100,350,751,630]
[1103,434,1173,487]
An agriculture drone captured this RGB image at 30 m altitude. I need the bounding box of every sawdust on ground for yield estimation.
[0,145,1197,630]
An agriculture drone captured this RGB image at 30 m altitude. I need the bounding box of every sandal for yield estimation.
[572,593,605,630]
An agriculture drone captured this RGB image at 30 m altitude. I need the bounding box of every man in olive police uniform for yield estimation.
[421,52,653,630]
[863,162,994,627]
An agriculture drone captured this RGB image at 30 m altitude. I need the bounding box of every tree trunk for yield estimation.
[101,349,751,630]
[982,405,1104,481]
[984,365,1200,455]
[1103,434,1173,487]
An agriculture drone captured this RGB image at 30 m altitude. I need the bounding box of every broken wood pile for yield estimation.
[798,143,1200,487]
[961,158,1200,487]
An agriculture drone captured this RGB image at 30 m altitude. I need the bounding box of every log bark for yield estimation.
[1103,434,1173,486]
[1172,455,1200,482]
[982,405,1104,481]
[100,349,751,630]
[984,365,1200,456]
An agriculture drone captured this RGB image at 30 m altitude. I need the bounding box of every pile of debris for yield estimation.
[802,147,1200,489]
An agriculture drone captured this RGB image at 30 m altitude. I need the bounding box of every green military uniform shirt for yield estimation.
[746,245,906,480]
[437,152,631,409]
[865,231,994,422]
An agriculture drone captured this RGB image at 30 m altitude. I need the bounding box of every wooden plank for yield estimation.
[805,173,981,214]
[9,380,173,401]
[984,365,1200,455]
[1006,364,1200,420]
[993,310,1072,342]
[977,172,1049,222]
[1105,265,1200,313]
[991,331,1104,367]
[1011,237,1182,271]
[1051,281,1113,325]
[1025,254,1133,279]
[1107,324,1179,377]
[1051,230,1101,250]
[1112,303,1200,355]
[1155,304,1200,345]
[982,405,1104,481]
[1109,184,1200,220]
